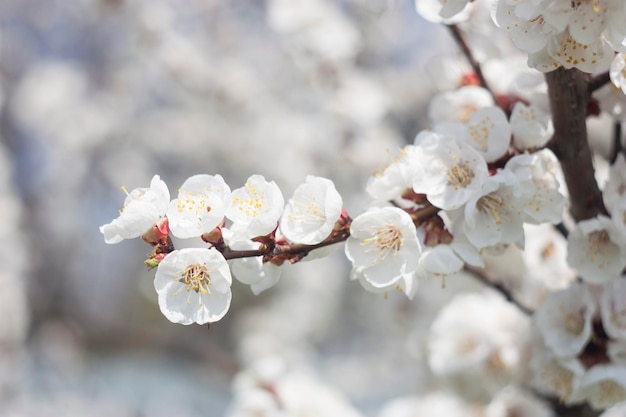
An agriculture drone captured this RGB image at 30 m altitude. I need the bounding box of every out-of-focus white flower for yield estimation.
[280,175,343,245]
[428,291,530,398]
[229,357,364,417]
[575,365,626,410]
[166,174,231,239]
[266,0,361,61]
[610,54,626,95]
[595,83,626,122]
[412,131,488,210]
[428,86,494,125]
[461,171,525,249]
[492,0,555,54]
[600,279,626,340]
[223,229,283,295]
[567,216,626,284]
[100,175,170,244]
[485,386,554,417]
[226,175,285,240]
[603,154,626,214]
[535,283,596,358]
[377,392,475,417]
[530,349,585,402]
[154,248,232,325]
[505,150,566,224]
[601,401,626,417]
[519,223,576,307]
[510,102,554,151]
[345,207,421,290]
[415,0,474,24]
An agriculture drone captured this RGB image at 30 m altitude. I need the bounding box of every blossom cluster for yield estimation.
[417,0,626,74]
[532,281,626,409]
[100,173,348,325]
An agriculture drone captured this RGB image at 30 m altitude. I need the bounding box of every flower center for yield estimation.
[288,196,324,225]
[231,181,266,218]
[176,263,212,295]
[362,224,403,262]
[588,230,610,261]
[561,307,585,334]
[476,193,505,224]
[447,160,475,189]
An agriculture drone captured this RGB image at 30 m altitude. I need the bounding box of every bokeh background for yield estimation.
[0,0,494,415]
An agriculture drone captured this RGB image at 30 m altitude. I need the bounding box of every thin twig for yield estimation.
[222,203,440,261]
[446,24,496,102]
[588,71,610,93]
[463,265,534,316]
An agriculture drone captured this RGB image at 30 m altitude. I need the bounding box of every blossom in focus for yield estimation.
[100,175,170,244]
[345,207,421,291]
[154,248,232,325]
[166,174,231,239]
[225,175,285,240]
[412,131,488,211]
[280,175,343,245]
[461,171,525,249]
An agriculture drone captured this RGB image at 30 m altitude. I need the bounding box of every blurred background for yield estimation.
[0,0,491,415]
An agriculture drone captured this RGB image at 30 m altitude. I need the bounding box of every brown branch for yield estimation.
[221,204,440,261]
[545,68,607,221]
[463,265,533,315]
[446,24,496,102]
[588,71,610,93]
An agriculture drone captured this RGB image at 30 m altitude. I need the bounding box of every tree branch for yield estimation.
[545,68,607,221]
[463,265,533,316]
[588,71,610,94]
[446,24,496,101]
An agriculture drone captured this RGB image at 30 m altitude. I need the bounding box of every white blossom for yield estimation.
[365,145,424,203]
[166,174,231,239]
[510,102,554,151]
[280,175,342,245]
[505,150,566,224]
[428,86,494,125]
[100,175,170,244]
[535,283,596,358]
[437,106,511,163]
[428,291,530,397]
[153,248,232,325]
[412,131,488,210]
[530,349,585,401]
[226,175,285,240]
[600,278,626,340]
[567,216,626,284]
[575,365,626,410]
[345,207,421,290]
[461,171,525,249]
